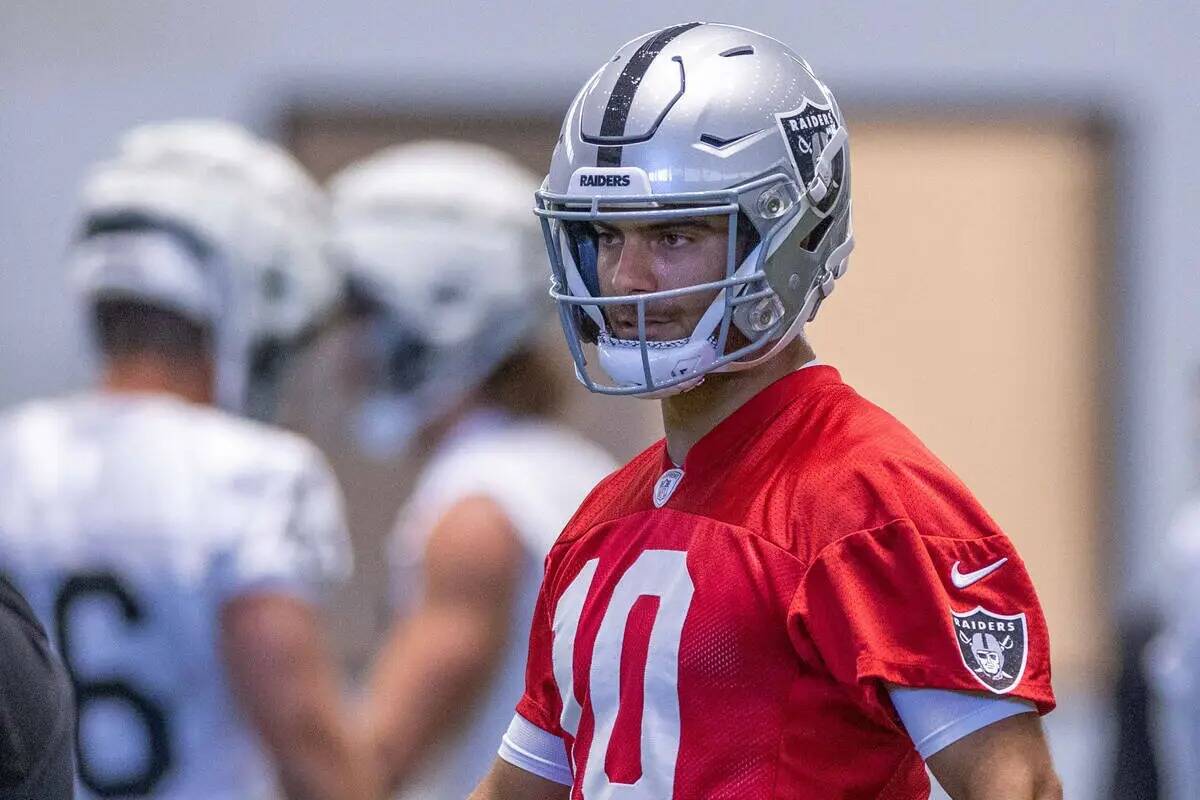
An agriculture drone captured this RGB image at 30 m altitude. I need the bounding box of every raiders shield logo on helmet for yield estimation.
[774,98,845,214]
[951,606,1028,694]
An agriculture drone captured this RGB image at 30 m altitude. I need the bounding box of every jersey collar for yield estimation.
[667,363,842,473]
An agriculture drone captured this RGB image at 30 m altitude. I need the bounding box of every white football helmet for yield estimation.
[328,140,545,457]
[68,119,338,415]
[537,22,854,397]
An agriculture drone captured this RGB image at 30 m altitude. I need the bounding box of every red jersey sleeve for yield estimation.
[790,518,1055,714]
[515,571,567,736]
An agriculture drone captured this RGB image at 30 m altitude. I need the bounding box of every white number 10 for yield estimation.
[551,550,695,798]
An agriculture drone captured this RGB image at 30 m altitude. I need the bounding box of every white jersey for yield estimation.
[1150,497,1200,800]
[0,392,352,800]
[389,411,615,800]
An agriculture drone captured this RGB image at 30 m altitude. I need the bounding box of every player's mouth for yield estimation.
[608,312,683,341]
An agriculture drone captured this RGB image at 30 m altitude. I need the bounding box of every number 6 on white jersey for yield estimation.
[551,550,694,798]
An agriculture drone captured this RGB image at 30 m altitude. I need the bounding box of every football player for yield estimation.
[1147,500,1200,800]
[0,121,375,800]
[327,141,615,799]
[0,574,75,799]
[471,23,1062,800]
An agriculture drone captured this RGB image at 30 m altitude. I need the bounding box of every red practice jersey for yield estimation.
[516,366,1055,799]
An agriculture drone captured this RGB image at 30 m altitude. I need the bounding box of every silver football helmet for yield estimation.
[69,119,338,416]
[328,140,545,457]
[537,22,854,397]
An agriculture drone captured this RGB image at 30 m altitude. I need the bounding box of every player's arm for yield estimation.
[468,758,569,800]
[221,593,377,800]
[466,534,573,800]
[927,711,1062,799]
[363,494,523,793]
[794,517,1061,798]
[0,578,76,798]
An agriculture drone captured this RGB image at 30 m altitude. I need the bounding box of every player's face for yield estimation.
[975,649,1002,675]
[593,216,728,342]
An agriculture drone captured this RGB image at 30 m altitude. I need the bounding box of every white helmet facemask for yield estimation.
[537,22,855,398]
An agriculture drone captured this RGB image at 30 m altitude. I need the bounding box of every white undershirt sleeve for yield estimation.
[886,684,1037,759]
[498,713,573,786]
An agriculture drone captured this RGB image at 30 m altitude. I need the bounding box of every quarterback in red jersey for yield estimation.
[471,22,1061,800]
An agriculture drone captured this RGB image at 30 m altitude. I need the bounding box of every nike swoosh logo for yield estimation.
[950,558,1008,589]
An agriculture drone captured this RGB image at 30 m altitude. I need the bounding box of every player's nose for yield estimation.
[609,234,658,296]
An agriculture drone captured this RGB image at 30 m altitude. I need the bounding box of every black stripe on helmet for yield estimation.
[596,22,702,167]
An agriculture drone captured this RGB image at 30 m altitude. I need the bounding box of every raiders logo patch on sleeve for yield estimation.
[951,606,1029,694]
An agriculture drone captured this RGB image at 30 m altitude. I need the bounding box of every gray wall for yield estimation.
[3,0,1197,606]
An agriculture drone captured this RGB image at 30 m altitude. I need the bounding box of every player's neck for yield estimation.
[101,354,214,405]
[660,337,816,466]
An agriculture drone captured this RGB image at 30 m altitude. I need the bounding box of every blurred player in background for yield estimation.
[1148,500,1200,800]
[0,121,375,800]
[327,141,615,798]
[0,574,75,799]
[473,23,1061,800]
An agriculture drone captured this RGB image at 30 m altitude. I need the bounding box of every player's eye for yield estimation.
[594,227,621,248]
[658,230,693,248]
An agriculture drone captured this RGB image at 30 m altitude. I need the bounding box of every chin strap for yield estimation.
[809,206,855,315]
[805,126,848,205]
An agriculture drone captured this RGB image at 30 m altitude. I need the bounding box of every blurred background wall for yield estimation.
[5,0,1197,617]
[3,2,1198,796]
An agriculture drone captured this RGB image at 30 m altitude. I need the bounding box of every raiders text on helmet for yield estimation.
[536,22,854,397]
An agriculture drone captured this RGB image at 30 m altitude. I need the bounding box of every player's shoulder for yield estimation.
[551,437,664,546]
[134,396,332,488]
[740,372,944,494]
[160,401,350,579]
[1,392,329,484]
[185,409,346,533]
[437,416,613,480]
[410,415,617,535]
[1163,495,1200,572]
[767,376,1003,555]
[1168,495,1200,538]
[0,396,75,447]
[0,396,93,483]
[795,379,943,471]
[191,402,324,470]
